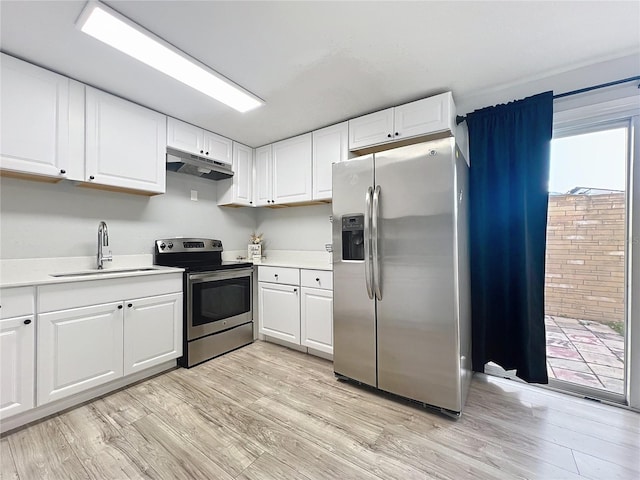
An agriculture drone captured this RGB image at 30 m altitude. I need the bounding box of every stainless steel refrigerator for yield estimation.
[332,138,472,416]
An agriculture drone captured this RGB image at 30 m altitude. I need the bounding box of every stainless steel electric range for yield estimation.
[154,238,254,368]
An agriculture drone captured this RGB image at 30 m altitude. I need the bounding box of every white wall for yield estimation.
[255,203,332,252]
[0,172,256,259]
[456,54,639,118]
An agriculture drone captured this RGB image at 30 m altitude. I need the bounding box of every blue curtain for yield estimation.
[467,91,553,383]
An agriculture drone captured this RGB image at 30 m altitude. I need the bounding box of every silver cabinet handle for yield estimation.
[364,186,374,300]
[372,185,382,301]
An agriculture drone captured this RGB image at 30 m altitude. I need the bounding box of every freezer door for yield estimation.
[332,156,376,386]
[375,139,461,412]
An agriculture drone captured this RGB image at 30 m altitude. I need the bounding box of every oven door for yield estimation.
[187,267,253,341]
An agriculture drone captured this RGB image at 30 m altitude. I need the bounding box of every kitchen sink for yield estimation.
[50,267,160,278]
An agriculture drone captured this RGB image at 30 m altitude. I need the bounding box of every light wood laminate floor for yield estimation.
[1,341,639,479]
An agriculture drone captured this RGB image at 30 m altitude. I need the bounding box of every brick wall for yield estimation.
[545,193,625,324]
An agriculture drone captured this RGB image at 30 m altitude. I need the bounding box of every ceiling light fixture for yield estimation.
[76,1,263,113]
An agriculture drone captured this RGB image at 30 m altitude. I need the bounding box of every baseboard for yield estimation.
[262,336,333,361]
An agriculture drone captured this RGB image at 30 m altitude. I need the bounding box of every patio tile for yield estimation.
[546,338,573,349]
[552,368,603,389]
[598,376,624,394]
[565,332,601,345]
[545,326,563,333]
[596,333,625,342]
[600,338,625,350]
[547,363,556,379]
[555,322,587,331]
[611,349,625,361]
[546,346,582,361]
[546,331,569,341]
[583,322,619,334]
[547,357,593,374]
[552,316,581,324]
[578,351,623,368]
[589,364,624,380]
[572,342,613,355]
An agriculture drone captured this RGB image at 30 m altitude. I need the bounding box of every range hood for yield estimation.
[166,147,234,181]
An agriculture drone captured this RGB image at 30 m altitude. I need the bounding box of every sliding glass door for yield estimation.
[544,122,630,401]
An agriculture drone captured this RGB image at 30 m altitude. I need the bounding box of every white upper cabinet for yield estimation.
[85,87,167,194]
[167,117,232,165]
[349,92,456,151]
[218,142,254,207]
[272,133,312,205]
[0,53,72,180]
[394,94,455,140]
[348,109,394,151]
[203,130,233,165]
[167,117,201,153]
[254,145,273,206]
[312,121,348,201]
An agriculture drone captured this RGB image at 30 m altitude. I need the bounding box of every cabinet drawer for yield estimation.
[258,266,299,286]
[300,270,333,290]
[0,286,35,319]
[38,274,183,313]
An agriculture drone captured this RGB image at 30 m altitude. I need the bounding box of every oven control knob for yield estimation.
[167,243,174,249]
[159,243,166,250]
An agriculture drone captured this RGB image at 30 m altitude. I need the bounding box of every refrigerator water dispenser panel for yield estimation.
[342,214,365,261]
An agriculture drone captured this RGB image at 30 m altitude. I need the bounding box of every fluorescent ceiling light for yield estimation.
[76,1,263,113]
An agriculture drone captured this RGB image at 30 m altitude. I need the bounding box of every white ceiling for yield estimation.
[1,1,638,147]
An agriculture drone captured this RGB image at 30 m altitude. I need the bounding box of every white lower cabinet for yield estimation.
[301,287,333,355]
[123,293,182,375]
[36,275,183,406]
[38,302,124,405]
[0,315,35,419]
[258,282,300,344]
[258,266,333,356]
[0,286,36,420]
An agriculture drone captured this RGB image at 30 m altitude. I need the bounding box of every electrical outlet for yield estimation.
[191,190,198,201]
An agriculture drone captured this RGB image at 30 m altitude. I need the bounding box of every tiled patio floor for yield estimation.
[546,315,625,394]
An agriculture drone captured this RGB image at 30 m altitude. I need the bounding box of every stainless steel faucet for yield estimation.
[97,221,112,269]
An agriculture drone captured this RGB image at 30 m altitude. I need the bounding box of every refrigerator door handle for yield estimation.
[364,186,374,299]
[372,185,382,301]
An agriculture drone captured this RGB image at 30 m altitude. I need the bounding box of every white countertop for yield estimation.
[223,249,333,271]
[1,250,332,288]
[0,255,183,288]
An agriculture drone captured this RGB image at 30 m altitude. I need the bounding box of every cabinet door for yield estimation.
[348,108,394,151]
[254,145,273,206]
[218,142,254,206]
[258,282,300,344]
[203,131,232,165]
[167,117,203,155]
[85,87,167,194]
[38,302,124,405]
[393,93,455,140]
[123,293,182,376]
[312,122,348,200]
[300,287,333,355]
[0,53,70,179]
[233,142,254,205]
[272,133,312,204]
[0,315,35,418]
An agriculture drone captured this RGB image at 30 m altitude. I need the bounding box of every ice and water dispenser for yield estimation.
[341,214,365,261]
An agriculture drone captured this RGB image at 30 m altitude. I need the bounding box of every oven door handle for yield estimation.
[188,267,254,283]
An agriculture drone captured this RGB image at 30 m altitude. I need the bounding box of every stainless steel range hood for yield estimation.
[166,147,234,181]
